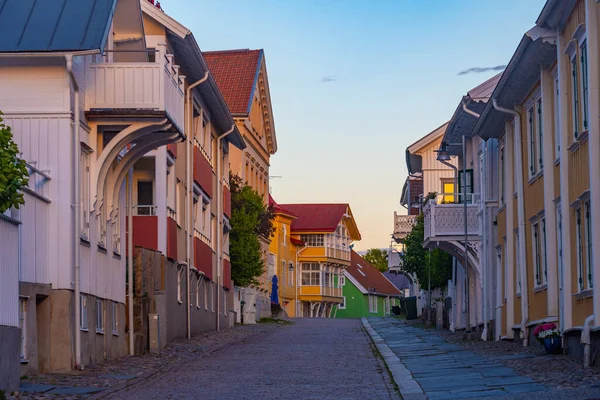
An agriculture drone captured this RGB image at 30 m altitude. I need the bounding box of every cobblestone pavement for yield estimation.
[14,323,279,400]
[104,318,399,400]
[368,317,600,400]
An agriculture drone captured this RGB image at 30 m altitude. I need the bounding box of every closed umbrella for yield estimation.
[270,275,279,304]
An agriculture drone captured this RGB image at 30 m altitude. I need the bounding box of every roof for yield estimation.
[0,0,117,53]
[346,251,402,297]
[536,0,578,31]
[383,271,412,292]
[406,122,448,174]
[472,31,556,140]
[203,49,263,115]
[268,194,296,217]
[280,203,361,240]
[290,237,305,246]
[141,2,245,150]
[442,73,501,154]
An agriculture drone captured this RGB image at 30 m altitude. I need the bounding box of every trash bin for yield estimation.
[391,305,402,316]
[405,296,418,320]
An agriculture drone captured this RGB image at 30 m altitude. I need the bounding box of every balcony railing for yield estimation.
[85,44,185,133]
[299,285,342,298]
[423,193,481,242]
[134,205,157,216]
[393,213,418,240]
[325,247,351,261]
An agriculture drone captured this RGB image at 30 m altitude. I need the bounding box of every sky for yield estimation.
[165,0,546,251]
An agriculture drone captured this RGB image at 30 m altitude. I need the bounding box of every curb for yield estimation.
[90,327,274,399]
[361,318,427,400]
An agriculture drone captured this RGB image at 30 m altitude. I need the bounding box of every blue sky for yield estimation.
[166,0,546,250]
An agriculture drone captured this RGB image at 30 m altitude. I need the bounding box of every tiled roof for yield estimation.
[279,203,348,233]
[0,0,117,52]
[268,194,296,217]
[290,237,305,246]
[203,49,263,115]
[347,251,402,296]
[467,73,502,102]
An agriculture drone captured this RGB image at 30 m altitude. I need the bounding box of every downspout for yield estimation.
[583,315,595,367]
[216,124,235,332]
[185,71,209,339]
[66,55,82,369]
[127,171,133,355]
[493,99,529,346]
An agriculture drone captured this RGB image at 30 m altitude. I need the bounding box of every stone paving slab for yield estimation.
[366,317,548,399]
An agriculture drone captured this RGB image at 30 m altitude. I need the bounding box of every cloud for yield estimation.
[458,65,506,76]
[321,76,337,83]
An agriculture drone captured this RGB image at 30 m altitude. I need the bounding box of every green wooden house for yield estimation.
[335,251,402,318]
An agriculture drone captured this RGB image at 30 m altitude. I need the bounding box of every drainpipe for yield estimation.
[216,125,235,332]
[185,71,209,339]
[127,170,134,355]
[493,99,529,346]
[66,55,82,369]
[583,314,595,367]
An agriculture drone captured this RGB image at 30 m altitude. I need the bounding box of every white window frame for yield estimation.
[552,68,561,161]
[300,234,324,247]
[111,302,118,335]
[19,297,27,361]
[541,216,547,285]
[532,220,542,287]
[80,295,89,331]
[80,147,91,240]
[580,38,589,133]
[571,52,581,139]
[301,263,320,286]
[339,296,346,310]
[289,262,294,286]
[527,104,537,178]
[96,299,104,334]
[177,266,183,304]
[282,224,287,247]
[576,207,585,292]
[536,98,543,170]
[339,274,346,286]
[369,295,378,314]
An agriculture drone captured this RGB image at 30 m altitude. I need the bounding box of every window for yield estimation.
[553,73,561,159]
[499,143,505,205]
[289,262,294,286]
[111,303,118,335]
[532,220,543,286]
[281,260,286,286]
[339,296,346,310]
[175,179,182,226]
[457,169,473,203]
[585,201,593,288]
[136,181,154,215]
[441,179,455,203]
[80,295,88,330]
[196,280,201,308]
[572,55,580,139]
[19,298,27,360]
[516,232,521,295]
[96,299,104,333]
[80,148,91,239]
[203,279,208,310]
[300,234,324,247]
[282,224,287,247]
[369,295,378,313]
[528,106,537,176]
[541,217,547,285]
[301,263,320,285]
[577,207,584,291]
[537,98,543,170]
[581,40,589,131]
[339,274,345,286]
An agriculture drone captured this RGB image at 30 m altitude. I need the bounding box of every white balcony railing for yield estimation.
[86,44,185,133]
[134,205,157,216]
[325,247,351,261]
[423,193,481,241]
[393,214,418,240]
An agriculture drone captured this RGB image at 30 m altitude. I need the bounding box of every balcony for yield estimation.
[325,247,351,261]
[393,213,418,241]
[299,285,343,298]
[423,193,481,246]
[85,45,185,133]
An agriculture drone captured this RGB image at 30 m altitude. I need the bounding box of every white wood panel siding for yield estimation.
[0,216,20,327]
[0,65,69,114]
[18,193,49,285]
[4,116,73,290]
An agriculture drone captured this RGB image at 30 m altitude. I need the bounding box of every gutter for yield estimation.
[216,124,236,332]
[185,71,209,339]
[492,98,529,346]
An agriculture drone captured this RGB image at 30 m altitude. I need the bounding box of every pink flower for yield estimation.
[541,323,557,331]
[533,325,543,336]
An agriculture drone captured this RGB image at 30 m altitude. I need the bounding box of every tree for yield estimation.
[363,248,388,272]
[401,213,452,290]
[229,174,274,287]
[0,113,28,213]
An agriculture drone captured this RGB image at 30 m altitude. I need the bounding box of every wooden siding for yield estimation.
[19,193,49,285]
[568,140,590,202]
[0,216,20,327]
[418,138,457,196]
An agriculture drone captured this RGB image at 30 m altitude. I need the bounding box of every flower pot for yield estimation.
[542,337,562,354]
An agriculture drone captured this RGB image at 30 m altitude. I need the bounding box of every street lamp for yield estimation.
[436,135,470,333]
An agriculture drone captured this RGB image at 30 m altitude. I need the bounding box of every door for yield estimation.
[137,181,154,215]
[457,169,474,203]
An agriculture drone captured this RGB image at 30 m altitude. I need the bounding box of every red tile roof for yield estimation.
[202,49,263,115]
[290,237,305,246]
[279,204,348,233]
[269,194,296,217]
[348,251,402,296]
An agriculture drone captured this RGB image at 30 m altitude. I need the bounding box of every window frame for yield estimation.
[541,216,548,285]
[576,207,584,291]
[339,296,346,310]
[532,220,542,286]
[80,295,89,331]
[585,200,593,289]
[499,141,505,206]
[457,169,474,203]
[580,39,589,132]
[552,69,561,161]
[96,299,104,334]
[537,98,543,170]
[527,105,537,178]
[111,302,118,335]
[571,53,580,139]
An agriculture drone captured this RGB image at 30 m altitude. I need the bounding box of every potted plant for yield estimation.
[533,322,562,354]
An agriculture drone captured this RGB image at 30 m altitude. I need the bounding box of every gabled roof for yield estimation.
[472,31,556,140]
[0,0,117,53]
[406,122,448,174]
[268,194,296,218]
[141,1,246,150]
[536,0,578,31]
[280,203,361,240]
[203,49,262,115]
[346,251,402,297]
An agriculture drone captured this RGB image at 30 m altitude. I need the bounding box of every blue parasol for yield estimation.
[270,275,279,304]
